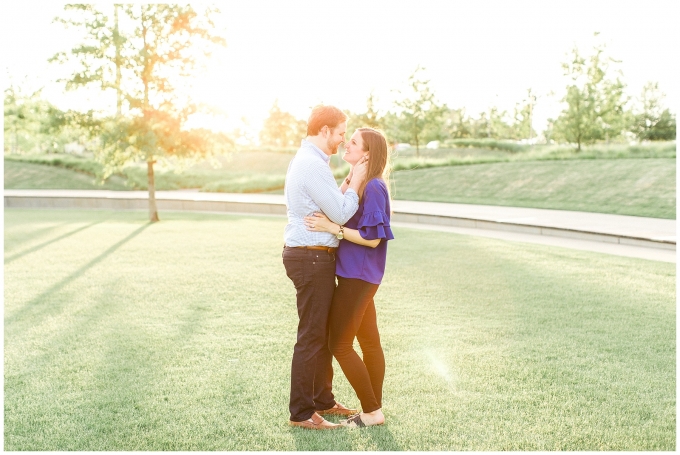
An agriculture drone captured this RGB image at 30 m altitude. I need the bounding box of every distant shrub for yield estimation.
[442,138,530,153]
[200,174,286,193]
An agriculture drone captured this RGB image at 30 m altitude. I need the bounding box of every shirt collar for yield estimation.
[300,139,330,164]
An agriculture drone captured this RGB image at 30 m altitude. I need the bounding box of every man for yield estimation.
[282,105,369,430]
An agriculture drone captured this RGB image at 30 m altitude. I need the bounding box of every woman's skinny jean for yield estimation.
[328,276,385,413]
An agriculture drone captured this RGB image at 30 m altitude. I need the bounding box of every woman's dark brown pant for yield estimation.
[328,276,384,413]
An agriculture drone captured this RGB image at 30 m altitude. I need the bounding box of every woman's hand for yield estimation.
[304,212,339,234]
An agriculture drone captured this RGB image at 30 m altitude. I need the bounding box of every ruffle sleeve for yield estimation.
[357,179,394,241]
[358,210,394,241]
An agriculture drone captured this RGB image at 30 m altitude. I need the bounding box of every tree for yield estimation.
[393,66,445,156]
[4,85,35,154]
[441,107,472,139]
[551,40,628,151]
[511,89,537,141]
[53,4,227,221]
[347,92,384,132]
[631,82,676,141]
[259,100,306,148]
[488,107,514,139]
[3,84,84,154]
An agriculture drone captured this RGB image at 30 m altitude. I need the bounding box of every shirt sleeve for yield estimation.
[357,180,394,241]
[304,159,359,225]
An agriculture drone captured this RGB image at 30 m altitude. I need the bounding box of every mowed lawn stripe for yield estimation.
[4,209,675,450]
[391,158,676,219]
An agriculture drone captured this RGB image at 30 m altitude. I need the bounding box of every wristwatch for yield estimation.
[336,226,344,240]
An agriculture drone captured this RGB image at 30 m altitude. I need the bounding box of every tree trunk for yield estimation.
[414,117,419,157]
[12,125,18,154]
[141,8,158,222]
[114,4,122,116]
[147,160,160,222]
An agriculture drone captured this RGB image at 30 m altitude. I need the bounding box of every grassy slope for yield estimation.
[392,158,676,219]
[4,160,129,190]
[5,149,676,218]
[4,209,675,451]
[4,151,296,192]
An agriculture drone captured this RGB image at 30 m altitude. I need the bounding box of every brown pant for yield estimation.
[282,246,337,422]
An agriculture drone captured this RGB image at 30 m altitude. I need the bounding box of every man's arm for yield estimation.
[304,160,359,225]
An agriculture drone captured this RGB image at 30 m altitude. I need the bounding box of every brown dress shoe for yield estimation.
[289,412,341,430]
[316,401,359,417]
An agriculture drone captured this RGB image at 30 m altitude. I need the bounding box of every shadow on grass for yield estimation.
[5,222,152,326]
[289,421,402,450]
[3,220,70,252]
[4,220,104,265]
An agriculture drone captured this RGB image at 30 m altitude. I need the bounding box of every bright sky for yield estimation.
[2,0,678,139]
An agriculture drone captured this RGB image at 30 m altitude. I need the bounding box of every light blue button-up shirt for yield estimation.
[283,140,359,247]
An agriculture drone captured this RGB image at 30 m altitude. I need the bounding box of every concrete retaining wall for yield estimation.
[5,193,674,251]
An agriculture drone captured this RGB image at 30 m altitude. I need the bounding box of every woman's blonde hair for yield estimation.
[356,127,391,202]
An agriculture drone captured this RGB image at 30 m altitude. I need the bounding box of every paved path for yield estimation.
[4,189,676,263]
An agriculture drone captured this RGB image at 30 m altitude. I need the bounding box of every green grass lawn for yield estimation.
[4,160,129,190]
[4,209,675,450]
[392,158,676,219]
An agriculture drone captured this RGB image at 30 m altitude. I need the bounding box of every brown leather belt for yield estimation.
[285,245,337,253]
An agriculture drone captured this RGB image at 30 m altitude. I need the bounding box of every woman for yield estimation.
[304,127,394,428]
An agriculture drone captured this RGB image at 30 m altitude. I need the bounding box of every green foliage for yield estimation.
[346,92,384,133]
[550,40,629,150]
[52,4,228,220]
[440,107,472,139]
[392,66,446,153]
[96,115,231,179]
[259,100,306,148]
[443,138,528,153]
[50,4,125,111]
[631,82,677,141]
[511,88,537,140]
[435,96,537,142]
[3,85,94,155]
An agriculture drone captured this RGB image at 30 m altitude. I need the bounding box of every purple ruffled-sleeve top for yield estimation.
[336,178,395,285]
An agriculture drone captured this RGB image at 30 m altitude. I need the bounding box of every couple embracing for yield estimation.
[282,105,394,430]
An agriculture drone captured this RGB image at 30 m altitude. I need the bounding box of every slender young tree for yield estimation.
[512,88,537,141]
[394,66,444,156]
[53,4,227,221]
[551,39,627,151]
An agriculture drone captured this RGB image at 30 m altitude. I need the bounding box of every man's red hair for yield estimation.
[306,105,348,136]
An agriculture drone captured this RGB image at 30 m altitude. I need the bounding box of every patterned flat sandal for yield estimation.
[342,413,384,428]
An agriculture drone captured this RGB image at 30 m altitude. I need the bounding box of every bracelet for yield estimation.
[345,177,351,185]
